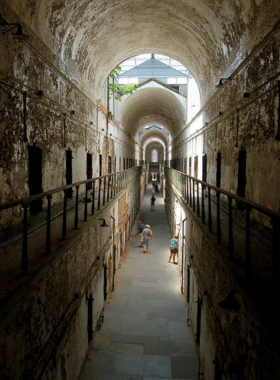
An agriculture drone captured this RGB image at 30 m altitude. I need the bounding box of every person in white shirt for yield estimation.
[142,224,153,253]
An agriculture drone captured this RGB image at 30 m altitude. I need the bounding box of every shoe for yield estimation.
[139,245,143,247]
[143,251,146,253]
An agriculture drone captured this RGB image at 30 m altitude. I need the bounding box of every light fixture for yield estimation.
[215,78,229,88]
[0,14,29,40]
[218,290,241,311]
[97,218,109,227]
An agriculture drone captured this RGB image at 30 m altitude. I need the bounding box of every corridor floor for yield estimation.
[79,182,198,380]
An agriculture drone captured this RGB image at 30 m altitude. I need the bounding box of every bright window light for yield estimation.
[177,78,187,84]
[119,78,128,84]
[129,77,139,84]
[167,78,177,84]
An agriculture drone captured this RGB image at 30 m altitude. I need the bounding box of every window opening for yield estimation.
[151,149,158,162]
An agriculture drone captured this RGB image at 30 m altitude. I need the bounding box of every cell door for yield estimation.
[196,294,202,345]
[186,266,190,303]
[202,155,207,183]
[28,146,43,215]
[216,152,221,188]
[66,150,73,198]
[194,156,198,178]
[86,153,92,190]
[237,149,246,198]
[99,154,102,177]
[214,355,223,380]
[108,156,112,174]
[87,294,94,342]
[103,264,108,300]
[188,157,192,176]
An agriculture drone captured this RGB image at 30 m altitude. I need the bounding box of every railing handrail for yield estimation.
[0,166,143,212]
[165,167,280,220]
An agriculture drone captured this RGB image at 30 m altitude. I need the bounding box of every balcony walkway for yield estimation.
[79,182,198,380]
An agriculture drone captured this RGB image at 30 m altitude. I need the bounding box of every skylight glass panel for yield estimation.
[119,78,128,84]
[128,77,139,84]
[167,78,176,84]
[177,78,187,84]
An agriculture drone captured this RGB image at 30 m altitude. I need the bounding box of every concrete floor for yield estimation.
[79,183,199,380]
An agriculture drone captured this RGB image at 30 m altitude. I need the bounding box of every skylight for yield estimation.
[119,53,190,76]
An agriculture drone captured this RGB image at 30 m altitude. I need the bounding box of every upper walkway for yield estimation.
[79,182,198,380]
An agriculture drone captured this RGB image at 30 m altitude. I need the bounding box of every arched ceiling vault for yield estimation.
[121,88,185,137]
[145,141,165,153]
[8,0,279,102]
[140,129,169,148]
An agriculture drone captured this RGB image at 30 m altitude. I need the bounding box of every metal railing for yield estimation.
[0,166,143,274]
[165,166,280,288]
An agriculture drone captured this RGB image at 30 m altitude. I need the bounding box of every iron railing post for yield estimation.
[190,178,192,207]
[271,217,279,291]
[75,185,79,229]
[186,176,189,203]
[208,187,212,232]
[103,177,106,205]
[22,203,29,274]
[245,204,251,278]
[216,192,221,243]
[228,197,234,258]
[197,181,200,217]
[193,179,195,212]
[98,179,101,210]
[202,185,205,223]
[84,183,88,221]
[46,194,52,254]
[107,176,110,202]
[111,174,113,199]
[91,181,95,215]
[62,189,67,239]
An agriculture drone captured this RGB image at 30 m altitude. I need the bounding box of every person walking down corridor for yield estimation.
[169,235,179,263]
[135,220,144,247]
[150,195,156,210]
[142,224,152,253]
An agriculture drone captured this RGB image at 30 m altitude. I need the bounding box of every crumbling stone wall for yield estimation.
[173,28,280,225]
[166,189,280,380]
[0,178,140,380]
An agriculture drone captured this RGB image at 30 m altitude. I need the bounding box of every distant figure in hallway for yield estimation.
[155,183,159,193]
[152,172,157,186]
[135,220,144,247]
[169,235,179,263]
[142,224,152,253]
[150,195,156,210]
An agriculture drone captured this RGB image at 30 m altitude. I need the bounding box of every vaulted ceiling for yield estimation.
[7,0,278,100]
[4,0,280,140]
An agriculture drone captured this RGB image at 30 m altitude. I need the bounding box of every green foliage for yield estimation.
[108,65,138,101]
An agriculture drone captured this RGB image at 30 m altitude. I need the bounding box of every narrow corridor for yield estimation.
[79,182,198,380]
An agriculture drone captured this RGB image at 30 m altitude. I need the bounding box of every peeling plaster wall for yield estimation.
[166,182,280,380]
[0,177,141,380]
[173,26,280,220]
